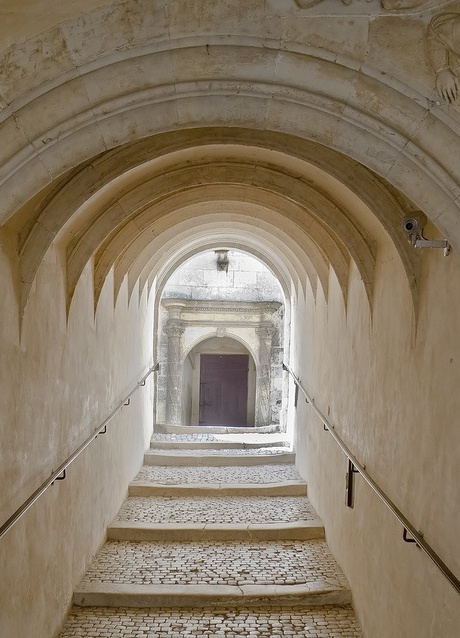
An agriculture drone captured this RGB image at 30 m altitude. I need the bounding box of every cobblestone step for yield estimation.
[59,604,363,637]
[129,464,307,496]
[108,495,323,541]
[107,521,325,542]
[74,582,351,609]
[113,495,320,524]
[73,539,350,608]
[150,432,289,448]
[150,440,289,450]
[129,482,308,497]
[132,464,305,485]
[144,450,296,466]
[154,424,281,435]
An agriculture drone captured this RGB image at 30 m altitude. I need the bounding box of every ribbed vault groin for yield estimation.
[5,129,422,320]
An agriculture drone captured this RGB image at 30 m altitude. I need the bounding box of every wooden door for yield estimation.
[199,354,249,426]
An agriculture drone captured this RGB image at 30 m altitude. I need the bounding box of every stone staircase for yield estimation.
[58,426,363,637]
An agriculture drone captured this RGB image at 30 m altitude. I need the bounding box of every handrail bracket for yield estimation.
[0,363,159,542]
[282,361,460,596]
[52,469,67,484]
[345,459,359,508]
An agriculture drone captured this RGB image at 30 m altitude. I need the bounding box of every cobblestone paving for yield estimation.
[60,435,363,637]
[114,496,318,524]
[149,447,290,456]
[80,540,348,588]
[58,605,363,637]
[152,433,222,442]
[133,465,303,485]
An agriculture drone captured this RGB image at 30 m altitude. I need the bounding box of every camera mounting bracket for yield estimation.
[408,234,451,256]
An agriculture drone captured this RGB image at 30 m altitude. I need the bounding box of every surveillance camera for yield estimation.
[402,216,424,235]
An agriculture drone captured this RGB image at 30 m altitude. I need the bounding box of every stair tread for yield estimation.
[132,464,304,485]
[154,424,281,434]
[76,539,349,591]
[150,440,289,450]
[151,432,288,444]
[148,446,291,456]
[112,495,319,525]
[107,495,323,541]
[60,604,363,637]
[144,452,296,467]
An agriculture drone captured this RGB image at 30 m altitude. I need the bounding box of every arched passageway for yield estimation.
[156,249,286,428]
[1,2,460,637]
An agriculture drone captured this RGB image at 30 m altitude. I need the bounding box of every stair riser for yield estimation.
[150,441,288,450]
[107,524,325,542]
[74,585,351,609]
[128,483,308,497]
[154,425,281,435]
[144,453,296,466]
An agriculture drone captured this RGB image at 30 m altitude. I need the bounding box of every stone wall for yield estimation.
[0,232,154,638]
[293,232,460,637]
[1,1,460,636]
[163,251,284,303]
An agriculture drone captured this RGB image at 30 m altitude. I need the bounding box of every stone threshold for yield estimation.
[144,451,296,466]
[128,482,308,497]
[107,520,325,542]
[74,582,351,609]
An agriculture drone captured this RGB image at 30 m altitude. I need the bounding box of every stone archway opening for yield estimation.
[155,248,286,428]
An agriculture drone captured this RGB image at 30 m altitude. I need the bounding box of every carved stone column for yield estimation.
[164,321,185,424]
[255,324,275,426]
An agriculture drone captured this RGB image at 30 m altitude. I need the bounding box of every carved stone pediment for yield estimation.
[162,298,282,328]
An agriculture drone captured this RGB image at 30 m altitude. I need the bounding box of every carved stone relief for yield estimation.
[293,0,460,104]
[295,0,440,10]
[427,12,460,103]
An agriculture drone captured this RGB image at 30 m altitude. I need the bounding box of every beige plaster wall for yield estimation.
[293,235,460,637]
[0,231,154,638]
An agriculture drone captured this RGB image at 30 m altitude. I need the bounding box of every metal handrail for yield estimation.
[283,362,460,596]
[0,363,159,541]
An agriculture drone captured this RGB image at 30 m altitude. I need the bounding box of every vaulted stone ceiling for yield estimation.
[1,0,458,321]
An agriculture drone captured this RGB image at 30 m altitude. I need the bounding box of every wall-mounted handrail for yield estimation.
[0,363,159,541]
[282,362,460,596]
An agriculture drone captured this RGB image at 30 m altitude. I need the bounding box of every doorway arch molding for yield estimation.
[182,331,260,369]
